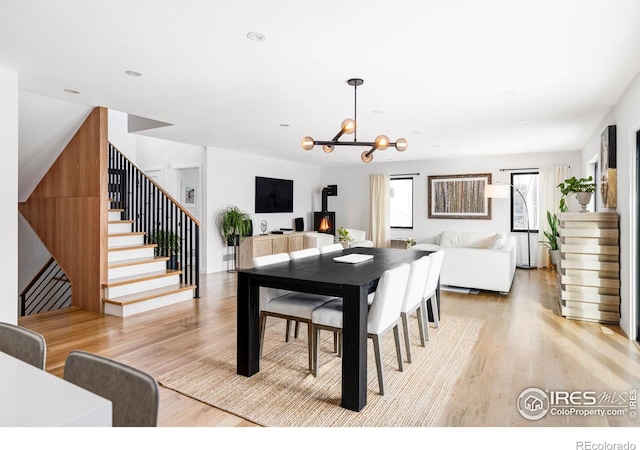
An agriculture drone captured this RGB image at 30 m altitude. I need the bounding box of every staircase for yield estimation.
[103,207,196,317]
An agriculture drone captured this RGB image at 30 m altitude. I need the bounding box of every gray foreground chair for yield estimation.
[0,321,47,369]
[63,350,159,427]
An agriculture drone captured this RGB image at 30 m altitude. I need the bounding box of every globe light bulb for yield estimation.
[395,138,408,152]
[374,135,390,150]
[323,145,334,153]
[341,118,356,135]
[361,151,373,163]
[302,136,315,150]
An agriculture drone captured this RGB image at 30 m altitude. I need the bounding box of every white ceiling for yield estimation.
[2,0,640,167]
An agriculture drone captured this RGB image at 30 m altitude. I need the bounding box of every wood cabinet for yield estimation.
[239,232,306,269]
[557,212,620,324]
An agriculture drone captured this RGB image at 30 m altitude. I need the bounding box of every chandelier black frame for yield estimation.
[301,78,407,163]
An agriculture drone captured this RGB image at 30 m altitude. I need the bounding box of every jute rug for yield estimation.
[158,315,484,427]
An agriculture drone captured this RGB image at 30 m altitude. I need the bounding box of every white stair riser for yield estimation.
[108,260,168,280]
[105,275,180,298]
[104,289,195,317]
[108,222,132,234]
[108,247,155,262]
[108,234,144,247]
[108,211,122,221]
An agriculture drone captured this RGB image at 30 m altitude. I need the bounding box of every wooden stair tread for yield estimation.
[109,256,170,268]
[103,283,195,305]
[108,243,157,252]
[104,269,182,287]
[109,208,124,212]
[108,232,146,237]
[108,219,134,224]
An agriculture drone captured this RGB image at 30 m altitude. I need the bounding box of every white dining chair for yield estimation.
[319,243,344,254]
[311,263,410,395]
[289,247,320,259]
[422,250,444,332]
[253,252,335,372]
[400,256,431,363]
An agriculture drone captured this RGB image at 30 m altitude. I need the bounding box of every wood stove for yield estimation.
[314,185,337,235]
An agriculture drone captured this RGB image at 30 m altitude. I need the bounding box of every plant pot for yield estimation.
[576,192,592,212]
[549,249,560,267]
[167,255,179,270]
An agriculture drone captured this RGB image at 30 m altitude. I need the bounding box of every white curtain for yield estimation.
[537,165,570,267]
[369,174,390,248]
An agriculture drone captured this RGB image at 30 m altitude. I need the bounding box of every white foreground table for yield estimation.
[0,351,112,426]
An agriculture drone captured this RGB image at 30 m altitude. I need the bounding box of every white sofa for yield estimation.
[344,228,374,248]
[412,231,517,294]
[303,232,334,249]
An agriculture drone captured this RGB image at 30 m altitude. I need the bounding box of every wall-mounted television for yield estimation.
[255,176,294,213]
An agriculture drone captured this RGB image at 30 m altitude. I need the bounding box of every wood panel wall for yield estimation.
[19,107,108,313]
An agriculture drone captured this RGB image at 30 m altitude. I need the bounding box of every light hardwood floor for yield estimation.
[19,268,640,427]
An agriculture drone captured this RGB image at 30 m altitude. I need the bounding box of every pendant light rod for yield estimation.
[301,78,407,163]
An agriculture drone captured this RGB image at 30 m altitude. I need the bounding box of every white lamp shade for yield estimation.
[484,184,510,199]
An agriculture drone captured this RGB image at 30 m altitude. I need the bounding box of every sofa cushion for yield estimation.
[438,231,498,249]
[487,233,508,250]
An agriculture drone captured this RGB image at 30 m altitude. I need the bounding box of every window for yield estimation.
[510,172,539,233]
[390,177,413,228]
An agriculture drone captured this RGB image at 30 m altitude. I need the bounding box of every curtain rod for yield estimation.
[390,173,420,177]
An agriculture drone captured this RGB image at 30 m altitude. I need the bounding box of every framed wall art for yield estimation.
[428,173,492,219]
[184,185,196,205]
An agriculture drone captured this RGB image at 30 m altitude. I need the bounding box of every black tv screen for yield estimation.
[255,176,294,213]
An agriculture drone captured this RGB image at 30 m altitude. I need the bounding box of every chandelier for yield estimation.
[301,78,407,163]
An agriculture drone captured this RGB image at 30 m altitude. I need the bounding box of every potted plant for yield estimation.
[148,229,181,269]
[538,211,560,267]
[337,227,353,246]
[216,205,251,271]
[558,176,596,212]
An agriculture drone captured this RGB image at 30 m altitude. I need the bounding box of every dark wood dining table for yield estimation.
[236,246,437,412]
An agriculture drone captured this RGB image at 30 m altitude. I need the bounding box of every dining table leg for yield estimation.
[237,272,261,376]
[340,283,369,412]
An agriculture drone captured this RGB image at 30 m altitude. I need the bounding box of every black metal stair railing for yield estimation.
[20,257,71,316]
[108,143,200,297]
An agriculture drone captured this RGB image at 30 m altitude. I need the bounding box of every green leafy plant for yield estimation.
[216,205,251,244]
[538,211,559,251]
[148,229,181,256]
[558,176,596,212]
[337,227,353,243]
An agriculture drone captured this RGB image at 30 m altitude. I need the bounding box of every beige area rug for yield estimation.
[158,315,484,427]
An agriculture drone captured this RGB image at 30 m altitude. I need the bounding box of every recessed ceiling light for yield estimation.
[433,144,441,148]
[247,31,266,42]
[516,120,528,125]
[64,89,80,94]
[206,133,214,136]
[280,123,289,127]
[125,70,142,77]
[410,131,420,135]
[502,90,515,96]
[372,110,383,114]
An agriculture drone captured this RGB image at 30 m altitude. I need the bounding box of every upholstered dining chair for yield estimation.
[422,250,444,332]
[253,252,335,372]
[63,350,159,427]
[400,255,431,363]
[289,247,320,259]
[0,322,47,370]
[312,263,410,395]
[319,243,344,254]
[344,228,374,248]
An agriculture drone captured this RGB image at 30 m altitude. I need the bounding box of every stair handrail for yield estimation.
[19,257,71,316]
[108,143,200,298]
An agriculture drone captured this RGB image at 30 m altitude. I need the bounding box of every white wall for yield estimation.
[581,71,640,340]
[319,150,582,267]
[206,147,320,273]
[108,109,137,161]
[0,69,19,324]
